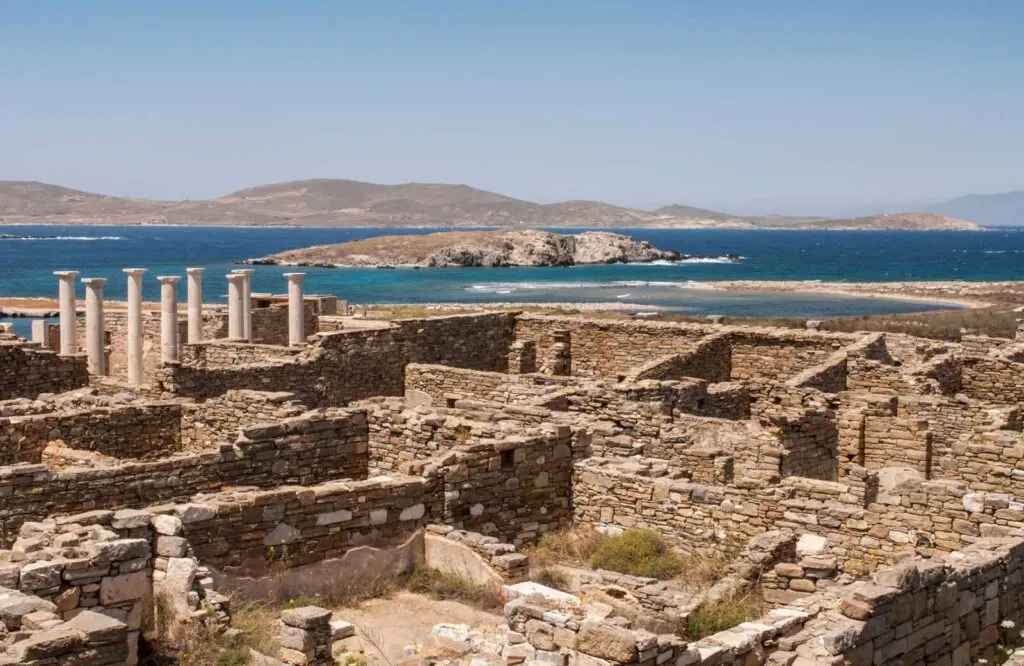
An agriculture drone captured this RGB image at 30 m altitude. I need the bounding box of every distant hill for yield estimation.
[0,178,985,230]
[654,203,734,221]
[755,212,981,231]
[927,191,1024,227]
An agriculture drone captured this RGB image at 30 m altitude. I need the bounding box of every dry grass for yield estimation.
[402,566,505,611]
[820,307,1019,341]
[531,568,572,592]
[589,529,684,580]
[524,526,606,568]
[675,591,766,641]
[527,528,742,590]
[140,597,280,666]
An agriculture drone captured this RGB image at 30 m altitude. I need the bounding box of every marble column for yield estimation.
[284,273,306,346]
[123,268,147,385]
[186,267,205,344]
[232,268,254,341]
[53,271,79,355]
[226,273,245,341]
[81,277,106,375]
[158,276,181,363]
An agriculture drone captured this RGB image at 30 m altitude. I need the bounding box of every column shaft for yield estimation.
[284,273,306,346]
[186,268,205,343]
[82,278,107,375]
[123,269,146,385]
[226,274,245,341]
[158,277,181,363]
[54,271,79,355]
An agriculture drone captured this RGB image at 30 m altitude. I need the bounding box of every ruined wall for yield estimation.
[513,315,710,378]
[574,456,1024,574]
[178,475,433,574]
[249,302,319,346]
[814,538,1024,666]
[180,389,309,450]
[625,332,732,383]
[786,351,848,393]
[961,356,1024,404]
[0,342,89,400]
[163,313,516,406]
[179,340,302,368]
[403,364,566,407]
[403,425,575,545]
[0,409,368,537]
[729,330,850,382]
[753,386,839,481]
[0,402,183,464]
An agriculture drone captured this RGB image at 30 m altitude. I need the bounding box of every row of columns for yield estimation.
[52,269,306,385]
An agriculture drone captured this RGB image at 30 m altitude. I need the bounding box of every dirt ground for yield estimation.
[331,592,505,665]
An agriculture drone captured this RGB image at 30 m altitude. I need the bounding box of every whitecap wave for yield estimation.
[677,256,744,264]
[624,255,744,265]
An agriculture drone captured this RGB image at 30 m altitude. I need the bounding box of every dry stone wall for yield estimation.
[0,342,89,400]
[0,402,184,465]
[0,409,369,539]
[180,388,308,450]
[176,475,433,575]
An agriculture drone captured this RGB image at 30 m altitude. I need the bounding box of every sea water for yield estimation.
[2,225,1023,337]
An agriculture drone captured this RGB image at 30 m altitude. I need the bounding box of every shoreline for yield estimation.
[0,221,995,232]
[4,279,1020,320]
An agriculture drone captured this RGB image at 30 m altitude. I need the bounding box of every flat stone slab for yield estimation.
[503,582,582,607]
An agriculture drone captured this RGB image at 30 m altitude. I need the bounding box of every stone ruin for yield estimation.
[3,269,1024,663]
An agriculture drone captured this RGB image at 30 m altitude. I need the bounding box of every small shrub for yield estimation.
[532,568,571,592]
[525,527,605,568]
[403,567,504,610]
[676,594,764,641]
[589,529,683,580]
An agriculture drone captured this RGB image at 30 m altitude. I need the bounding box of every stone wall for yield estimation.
[0,409,369,538]
[0,342,89,400]
[573,455,1024,576]
[160,312,516,406]
[0,402,184,465]
[961,355,1024,404]
[624,332,732,383]
[249,302,319,345]
[179,340,302,368]
[404,423,575,545]
[513,315,710,378]
[812,537,1024,666]
[404,363,567,407]
[180,389,308,450]
[176,475,433,575]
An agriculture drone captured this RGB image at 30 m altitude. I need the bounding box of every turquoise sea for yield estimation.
[2,225,1024,337]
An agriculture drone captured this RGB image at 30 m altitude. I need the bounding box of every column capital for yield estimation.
[81,277,107,286]
[226,273,245,282]
[231,268,255,275]
[186,267,206,275]
[54,270,80,278]
[123,268,147,276]
[157,275,182,284]
[283,272,306,281]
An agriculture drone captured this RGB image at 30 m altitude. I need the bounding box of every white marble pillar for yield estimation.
[53,271,79,355]
[158,276,181,363]
[284,273,306,347]
[232,268,254,341]
[81,277,106,375]
[226,273,245,341]
[123,268,147,385]
[186,267,205,344]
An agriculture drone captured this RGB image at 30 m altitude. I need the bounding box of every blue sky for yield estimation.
[1,1,1022,215]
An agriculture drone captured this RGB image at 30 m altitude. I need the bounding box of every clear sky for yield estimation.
[1,1,1022,215]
